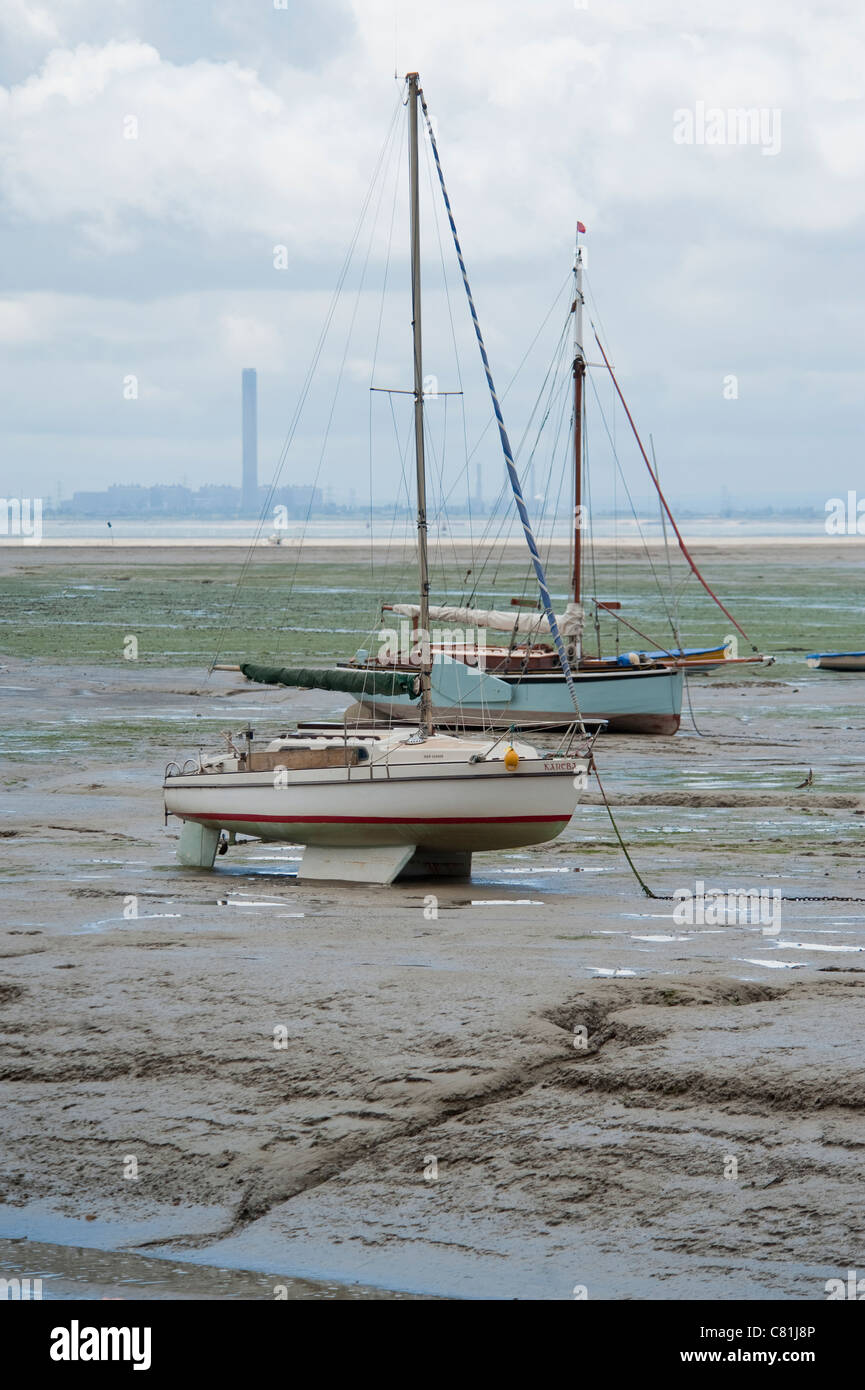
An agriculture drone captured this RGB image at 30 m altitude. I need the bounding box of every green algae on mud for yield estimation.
[3,550,864,678]
[0,716,235,759]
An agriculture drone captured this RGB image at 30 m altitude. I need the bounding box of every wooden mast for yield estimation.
[407,72,433,737]
[572,232,586,633]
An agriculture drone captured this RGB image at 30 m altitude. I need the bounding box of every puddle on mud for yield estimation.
[631,934,693,943]
[0,1237,418,1300]
[213,864,300,879]
[469,899,545,907]
[737,958,807,970]
[776,940,865,953]
[72,913,183,936]
[489,866,572,875]
[621,912,677,920]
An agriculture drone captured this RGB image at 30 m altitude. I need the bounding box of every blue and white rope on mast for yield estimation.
[416,85,584,729]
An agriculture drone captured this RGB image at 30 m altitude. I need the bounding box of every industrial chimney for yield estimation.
[241,368,258,514]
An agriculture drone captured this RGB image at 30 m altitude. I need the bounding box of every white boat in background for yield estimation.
[806,651,865,671]
[163,73,592,885]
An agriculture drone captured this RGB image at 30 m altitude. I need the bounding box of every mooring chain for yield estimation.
[650,893,865,904]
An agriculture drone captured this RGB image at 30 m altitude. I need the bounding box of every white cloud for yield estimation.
[1,0,62,46]
[1,0,864,502]
[1,4,862,264]
[218,312,283,365]
[0,39,374,253]
[0,297,48,341]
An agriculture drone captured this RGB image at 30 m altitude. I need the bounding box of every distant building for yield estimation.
[57,481,323,520]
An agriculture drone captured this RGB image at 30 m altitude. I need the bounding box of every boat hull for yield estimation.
[807,652,865,672]
[348,666,684,735]
[612,645,728,665]
[163,758,585,852]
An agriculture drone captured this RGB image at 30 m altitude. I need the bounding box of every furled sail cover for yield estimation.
[388,602,584,639]
[240,663,420,697]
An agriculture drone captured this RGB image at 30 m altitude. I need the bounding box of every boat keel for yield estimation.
[298,843,418,885]
[297,843,473,885]
[397,848,472,879]
[177,821,220,869]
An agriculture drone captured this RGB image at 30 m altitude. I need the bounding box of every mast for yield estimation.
[572,230,586,629]
[407,72,433,737]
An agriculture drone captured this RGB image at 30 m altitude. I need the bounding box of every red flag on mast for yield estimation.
[576,221,586,233]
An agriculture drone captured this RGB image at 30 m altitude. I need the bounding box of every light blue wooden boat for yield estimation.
[348,655,684,734]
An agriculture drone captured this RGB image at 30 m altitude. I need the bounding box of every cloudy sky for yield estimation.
[1,0,862,512]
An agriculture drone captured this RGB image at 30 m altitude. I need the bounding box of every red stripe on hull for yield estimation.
[190,813,570,825]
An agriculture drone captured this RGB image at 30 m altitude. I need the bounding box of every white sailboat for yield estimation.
[163,74,591,885]
[165,725,586,883]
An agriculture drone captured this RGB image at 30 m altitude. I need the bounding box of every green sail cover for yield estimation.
[240,663,420,698]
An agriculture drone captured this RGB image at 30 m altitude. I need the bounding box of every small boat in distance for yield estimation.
[806,651,865,672]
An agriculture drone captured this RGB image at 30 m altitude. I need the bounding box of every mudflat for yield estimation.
[1,546,864,1298]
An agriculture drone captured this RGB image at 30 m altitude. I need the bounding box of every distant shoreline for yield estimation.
[0,534,857,550]
[2,535,863,574]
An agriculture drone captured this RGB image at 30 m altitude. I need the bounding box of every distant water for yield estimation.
[35,517,826,543]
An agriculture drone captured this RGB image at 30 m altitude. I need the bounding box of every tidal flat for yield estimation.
[1,541,864,1299]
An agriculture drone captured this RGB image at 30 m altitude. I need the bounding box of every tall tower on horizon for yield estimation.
[241,368,258,514]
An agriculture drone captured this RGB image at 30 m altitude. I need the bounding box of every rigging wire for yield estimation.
[208,89,405,674]
[588,601,677,657]
[448,283,575,617]
[435,269,574,529]
[422,125,474,574]
[586,367,681,637]
[368,115,405,586]
[540,358,574,582]
[469,299,575,602]
[417,84,583,716]
[284,105,406,616]
[591,326,757,649]
[417,83,657,898]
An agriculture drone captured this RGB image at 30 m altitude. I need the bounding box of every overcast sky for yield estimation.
[1,0,862,511]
